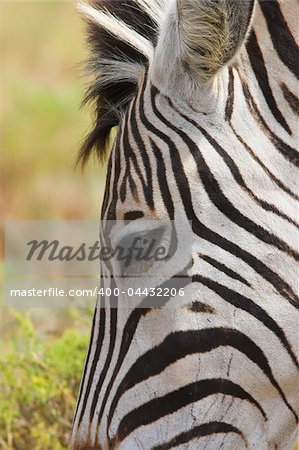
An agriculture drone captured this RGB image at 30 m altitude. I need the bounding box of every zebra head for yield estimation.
[72,0,299,449]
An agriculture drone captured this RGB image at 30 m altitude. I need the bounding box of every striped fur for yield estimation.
[72,1,299,449]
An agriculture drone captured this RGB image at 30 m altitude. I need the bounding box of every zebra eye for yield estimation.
[116,227,169,276]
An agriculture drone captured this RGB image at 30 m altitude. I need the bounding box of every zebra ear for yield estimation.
[152,0,255,97]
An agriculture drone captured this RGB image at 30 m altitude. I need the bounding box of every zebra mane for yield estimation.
[77,0,164,164]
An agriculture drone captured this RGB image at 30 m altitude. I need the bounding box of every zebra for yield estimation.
[71,0,299,449]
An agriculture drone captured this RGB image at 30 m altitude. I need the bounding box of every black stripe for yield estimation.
[108,328,298,427]
[89,279,118,423]
[97,307,150,430]
[152,421,246,450]
[246,30,291,135]
[159,94,298,261]
[120,106,138,204]
[117,87,147,215]
[239,74,299,167]
[120,157,129,203]
[96,0,158,46]
[225,68,235,121]
[281,83,299,116]
[194,274,299,369]
[104,120,123,222]
[129,81,154,210]
[150,139,175,220]
[200,254,251,287]
[124,104,152,208]
[226,71,298,202]
[141,84,298,307]
[193,220,297,307]
[124,211,144,222]
[150,138,179,255]
[101,149,114,218]
[259,0,299,79]
[188,300,215,314]
[78,297,106,425]
[229,123,299,202]
[111,379,266,444]
[73,306,97,423]
[120,140,140,204]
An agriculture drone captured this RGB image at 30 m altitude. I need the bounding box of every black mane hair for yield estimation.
[77,0,163,165]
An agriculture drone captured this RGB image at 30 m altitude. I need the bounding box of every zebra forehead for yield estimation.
[77,0,257,165]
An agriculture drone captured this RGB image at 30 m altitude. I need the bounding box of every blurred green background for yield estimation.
[1,1,106,448]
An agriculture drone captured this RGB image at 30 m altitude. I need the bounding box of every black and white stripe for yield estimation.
[72,1,299,449]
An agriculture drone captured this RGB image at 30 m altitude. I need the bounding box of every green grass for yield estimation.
[0,309,92,450]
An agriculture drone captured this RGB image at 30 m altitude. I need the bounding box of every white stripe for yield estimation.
[135,0,165,23]
[77,2,154,60]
